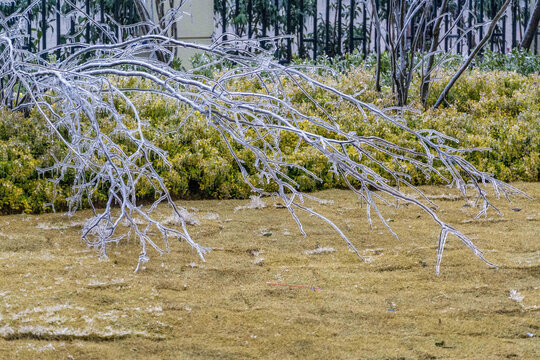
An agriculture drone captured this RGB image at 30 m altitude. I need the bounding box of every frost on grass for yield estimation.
[509,289,525,302]
[162,209,200,226]
[509,289,539,311]
[248,249,265,265]
[235,196,267,212]
[0,232,14,240]
[201,212,220,221]
[304,246,336,255]
[0,2,530,273]
[10,304,86,321]
[36,223,70,231]
[21,343,56,353]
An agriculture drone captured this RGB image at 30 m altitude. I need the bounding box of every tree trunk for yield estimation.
[133,0,173,63]
[394,0,410,106]
[388,0,429,106]
[521,1,540,50]
[434,0,511,108]
[169,0,178,58]
[370,0,382,92]
[420,0,449,107]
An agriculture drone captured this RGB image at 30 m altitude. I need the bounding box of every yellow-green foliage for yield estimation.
[0,69,538,214]
[422,70,540,182]
[0,111,66,214]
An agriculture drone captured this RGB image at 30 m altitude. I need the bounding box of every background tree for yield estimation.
[434,0,512,108]
[420,0,449,107]
[521,0,540,50]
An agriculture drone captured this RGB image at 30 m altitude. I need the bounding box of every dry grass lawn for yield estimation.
[0,183,539,359]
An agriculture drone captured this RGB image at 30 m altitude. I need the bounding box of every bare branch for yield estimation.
[0,2,528,274]
[434,0,512,109]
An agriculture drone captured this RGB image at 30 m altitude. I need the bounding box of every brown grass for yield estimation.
[0,183,539,359]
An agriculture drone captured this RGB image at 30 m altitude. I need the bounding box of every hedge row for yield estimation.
[0,69,538,214]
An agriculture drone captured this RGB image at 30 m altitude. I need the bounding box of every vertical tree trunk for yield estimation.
[420,0,449,108]
[521,1,540,50]
[134,0,176,62]
[370,0,382,92]
[169,0,178,58]
[434,0,512,108]
[388,0,428,106]
[396,0,409,106]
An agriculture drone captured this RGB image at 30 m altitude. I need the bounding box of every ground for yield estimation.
[0,183,538,359]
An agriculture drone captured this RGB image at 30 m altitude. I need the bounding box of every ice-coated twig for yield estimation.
[0,3,529,273]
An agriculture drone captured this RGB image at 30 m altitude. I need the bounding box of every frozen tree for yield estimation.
[0,1,528,273]
[377,0,512,107]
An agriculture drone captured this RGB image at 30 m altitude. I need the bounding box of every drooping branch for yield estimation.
[0,2,528,274]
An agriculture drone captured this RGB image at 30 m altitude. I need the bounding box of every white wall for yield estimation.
[39,1,214,64]
[145,0,214,65]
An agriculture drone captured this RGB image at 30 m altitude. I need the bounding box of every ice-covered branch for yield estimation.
[0,3,528,273]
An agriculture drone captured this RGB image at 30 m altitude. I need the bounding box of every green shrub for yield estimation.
[0,111,67,213]
[477,49,540,76]
[0,68,538,214]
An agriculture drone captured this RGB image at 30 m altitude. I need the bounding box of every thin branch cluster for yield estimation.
[0,2,526,273]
